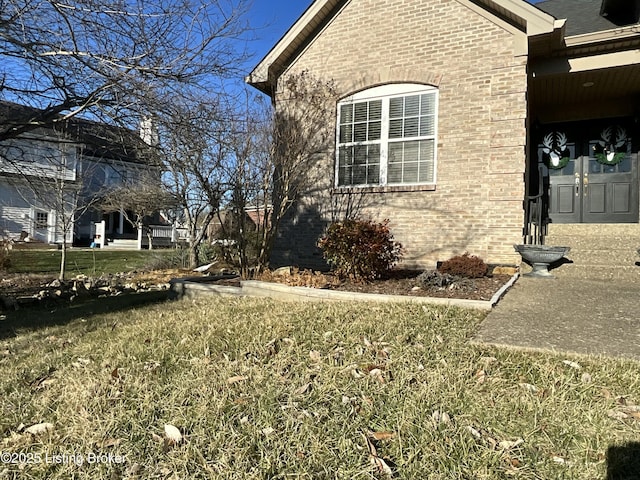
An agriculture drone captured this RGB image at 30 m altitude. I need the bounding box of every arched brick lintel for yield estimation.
[340,68,442,99]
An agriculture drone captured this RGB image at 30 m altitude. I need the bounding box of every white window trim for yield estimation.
[335,83,439,188]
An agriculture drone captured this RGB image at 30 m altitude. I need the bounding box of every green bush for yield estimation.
[438,252,488,278]
[318,219,403,282]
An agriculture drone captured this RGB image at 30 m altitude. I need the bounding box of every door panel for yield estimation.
[613,184,630,213]
[586,182,606,214]
[556,184,577,214]
[539,120,638,224]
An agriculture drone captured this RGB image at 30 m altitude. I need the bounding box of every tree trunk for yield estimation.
[188,243,199,269]
[59,237,67,281]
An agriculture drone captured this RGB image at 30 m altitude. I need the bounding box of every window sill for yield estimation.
[331,184,437,194]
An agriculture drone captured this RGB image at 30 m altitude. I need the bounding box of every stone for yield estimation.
[492,266,518,276]
[273,266,292,277]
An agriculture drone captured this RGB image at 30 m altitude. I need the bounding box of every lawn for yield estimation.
[6,249,177,277]
[0,297,639,479]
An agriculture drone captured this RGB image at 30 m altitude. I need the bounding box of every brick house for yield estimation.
[247,0,640,270]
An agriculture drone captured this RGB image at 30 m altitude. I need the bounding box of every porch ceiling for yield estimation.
[529,62,640,123]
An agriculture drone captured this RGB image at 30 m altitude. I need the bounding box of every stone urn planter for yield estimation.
[514,244,571,278]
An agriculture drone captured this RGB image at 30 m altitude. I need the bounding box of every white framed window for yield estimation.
[35,211,48,229]
[336,83,438,187]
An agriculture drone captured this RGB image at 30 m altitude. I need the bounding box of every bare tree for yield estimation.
[0,0,251,144]
[159,100,229,268]
[237,72,338,274]
[1,0,253,275]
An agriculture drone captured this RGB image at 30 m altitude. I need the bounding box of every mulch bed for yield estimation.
[1,268,515,311]
[255,269,514,302]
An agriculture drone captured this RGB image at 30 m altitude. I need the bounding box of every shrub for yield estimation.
[417,270,476,291]
[318,219,403,282]
[438,252,488,278]
[0,242,11,272]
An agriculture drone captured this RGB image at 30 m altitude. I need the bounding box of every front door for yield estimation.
[537,120,638,224]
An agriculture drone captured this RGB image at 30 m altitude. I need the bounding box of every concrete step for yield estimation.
[102,239,140,250]
[548,263,640,281]
[528,223,640,280]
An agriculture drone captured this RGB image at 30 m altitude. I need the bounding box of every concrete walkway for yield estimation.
[474,267,640,361]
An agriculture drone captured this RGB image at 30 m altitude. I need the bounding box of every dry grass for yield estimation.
[0,298,639,479]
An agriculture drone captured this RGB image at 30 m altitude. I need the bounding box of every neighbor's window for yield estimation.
[336,84,438,187]
[35,212,48,229]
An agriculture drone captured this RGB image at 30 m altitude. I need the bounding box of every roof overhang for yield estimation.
[246,0,558,96]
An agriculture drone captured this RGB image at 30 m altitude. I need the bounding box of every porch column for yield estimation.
[118,209,124,235]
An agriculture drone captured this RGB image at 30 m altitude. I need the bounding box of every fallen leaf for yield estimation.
[519,383,538,393]
[110,367,120,379]
[562,360,582,370]
[363,433,393,477]
[498,438,524,450]
[479,356,498,365]
[377,347,391,360]
[581,373,592,383]
[24,423,54,435]
[261,427,275,436]
[371,455,393,477]
[143,361,160,371]
[467,426,482,439]
[309,350,322,362]
[97,438,121,448]
[35,378,57,390]
[368,431,396,441]
[622,405,640,420]
[294,383,312,396]
[607,409,628,420]
[369,368,385,383]
[476,369,486,384]
[164,424,182,445]
[227,375,249,385]
[431,410,451,425]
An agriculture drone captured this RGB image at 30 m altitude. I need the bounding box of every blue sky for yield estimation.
[245,1,313,67]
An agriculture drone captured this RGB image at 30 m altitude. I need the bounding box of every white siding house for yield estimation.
[0,101,161,246]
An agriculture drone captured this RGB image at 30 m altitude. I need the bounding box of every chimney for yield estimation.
[139,116,159,146]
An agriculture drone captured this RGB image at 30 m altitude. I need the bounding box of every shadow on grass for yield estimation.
[0,291,170,340]
[607,442,640,480]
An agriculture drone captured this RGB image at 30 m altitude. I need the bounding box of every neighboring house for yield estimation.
[0,101,161,246]
[247,0,640,269]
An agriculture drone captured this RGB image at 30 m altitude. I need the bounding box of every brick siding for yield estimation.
[271,0,528,269]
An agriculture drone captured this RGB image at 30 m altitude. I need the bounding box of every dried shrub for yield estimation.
[417,270,458,288]
[257,268,340,289]
[438,253,488,279]
[318,219,403,282]
[0,242,11,272]
[417,270,476,292]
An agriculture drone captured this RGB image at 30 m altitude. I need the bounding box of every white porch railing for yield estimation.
[90,220,106,248]
[90,222,194,249]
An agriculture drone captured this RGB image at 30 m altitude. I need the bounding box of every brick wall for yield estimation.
[270,0,528,269]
